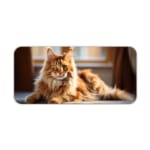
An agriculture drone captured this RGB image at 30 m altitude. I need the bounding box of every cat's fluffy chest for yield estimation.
[48,79,65,91]
[46,78,76,96]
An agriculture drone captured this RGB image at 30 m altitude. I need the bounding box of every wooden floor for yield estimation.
[15,92,133,104]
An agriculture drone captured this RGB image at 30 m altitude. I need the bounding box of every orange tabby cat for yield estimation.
[26,47,134,104]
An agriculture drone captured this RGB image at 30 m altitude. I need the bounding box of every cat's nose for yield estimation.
[55,72,59,76]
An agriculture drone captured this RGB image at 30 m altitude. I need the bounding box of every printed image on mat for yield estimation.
[14,47,136,104]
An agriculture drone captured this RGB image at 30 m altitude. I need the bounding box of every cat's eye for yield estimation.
[63,64,68,71]
[63,64,67,68]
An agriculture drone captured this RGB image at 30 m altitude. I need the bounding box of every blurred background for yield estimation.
[14,47,136,103]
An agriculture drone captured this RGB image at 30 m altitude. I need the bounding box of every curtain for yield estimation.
[14,47,33,91]
[112,47,136,95]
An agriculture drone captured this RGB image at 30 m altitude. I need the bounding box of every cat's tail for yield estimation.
[78,69,135,102]
[97,85,135,102]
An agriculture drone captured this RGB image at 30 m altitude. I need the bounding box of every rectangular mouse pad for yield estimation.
[14,46,136,104]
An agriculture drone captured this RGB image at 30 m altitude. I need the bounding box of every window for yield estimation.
[31,46,109,64]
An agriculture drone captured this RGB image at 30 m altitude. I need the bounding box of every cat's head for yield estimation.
[42,48,75,81]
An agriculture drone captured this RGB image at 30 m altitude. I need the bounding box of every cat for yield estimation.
[26,47,134,104]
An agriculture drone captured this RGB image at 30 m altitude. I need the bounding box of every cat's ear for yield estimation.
[47,48,56,60]
[64,47,73,60]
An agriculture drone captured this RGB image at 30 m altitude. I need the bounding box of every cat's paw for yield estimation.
[48,97,63,104]
[25,96,34,104]
[25,92,42,104]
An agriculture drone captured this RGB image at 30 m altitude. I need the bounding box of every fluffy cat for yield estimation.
[26,47,134,104]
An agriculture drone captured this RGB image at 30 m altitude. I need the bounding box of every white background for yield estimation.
[0,0,150,150]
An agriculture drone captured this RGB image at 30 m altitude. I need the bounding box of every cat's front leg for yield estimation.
[48,96,63,104]
[25,92,42,104]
